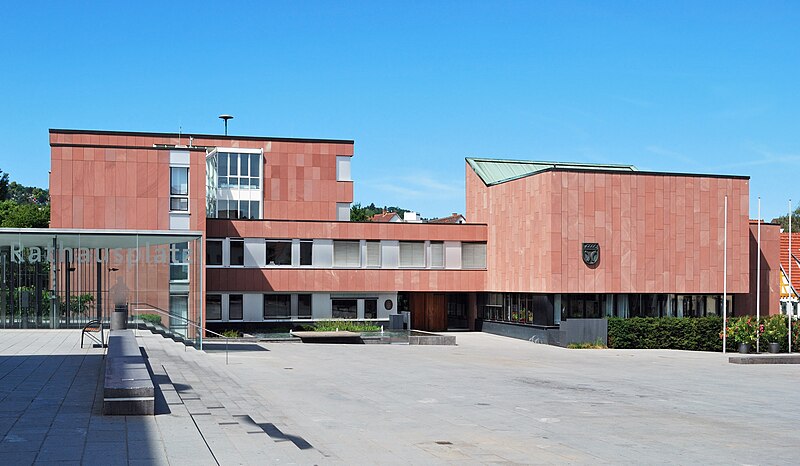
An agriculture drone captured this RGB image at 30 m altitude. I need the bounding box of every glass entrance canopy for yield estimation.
[0,229,203,339]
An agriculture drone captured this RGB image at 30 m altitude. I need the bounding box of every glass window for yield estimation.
[399,242,425,268]
[240,154,249,177]
[229,153,238,176]
[169,242,189,282]
[250,154,260,179]
[170,167,188,195]
[333,241,360,267]
[250,201,260,219]
[266,241,292,266]
[264,294,291,319]
[169,294,188,330]
[298,294,312,319]
[366,241,380,268]
[332,299,357,319]
[300,240,313,266]
[229,294,243,320]
[365,299,377,319]
[207,240,223,265]
[430,242,444,268]
[230,239,244,266]
[218,153,228,176]
[170,167,189,212]
[462,243,487,269]
[206,295,222,320]
[239,201,250,220]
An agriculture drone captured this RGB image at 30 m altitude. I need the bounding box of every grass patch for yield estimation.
[139,313,162,325]
[309,320,381,332]
[567,339,607,349]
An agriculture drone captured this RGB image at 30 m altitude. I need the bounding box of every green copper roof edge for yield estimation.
[465,157,748,186]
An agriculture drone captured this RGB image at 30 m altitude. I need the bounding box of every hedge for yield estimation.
[607,317,735,352]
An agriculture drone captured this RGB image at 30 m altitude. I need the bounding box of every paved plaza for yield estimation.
[0,329,798,465]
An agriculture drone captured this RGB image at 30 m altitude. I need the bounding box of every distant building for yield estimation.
[370,211,401,222]
[430,213,466,224]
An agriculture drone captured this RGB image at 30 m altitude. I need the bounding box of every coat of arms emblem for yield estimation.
[582,243,599,266]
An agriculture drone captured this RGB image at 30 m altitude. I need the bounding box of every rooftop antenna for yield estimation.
[219,114,233,136]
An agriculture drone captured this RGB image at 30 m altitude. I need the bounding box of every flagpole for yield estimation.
[723,195,728,354]
[757,197,761,353]
[790,200,793,354]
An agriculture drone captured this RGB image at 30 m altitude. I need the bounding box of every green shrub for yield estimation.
[221,329,241,338]
[139,313,162,325]
[608,317,735,352]
[311,320,381,332]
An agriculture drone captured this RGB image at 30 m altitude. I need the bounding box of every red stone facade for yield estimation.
[467,164,751,294]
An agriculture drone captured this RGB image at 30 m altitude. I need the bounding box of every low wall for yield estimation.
[477,320,563,345]
[560,318,608,346]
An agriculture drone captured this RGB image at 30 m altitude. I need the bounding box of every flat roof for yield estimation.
[466,157,748,186]
[49,128,354,145]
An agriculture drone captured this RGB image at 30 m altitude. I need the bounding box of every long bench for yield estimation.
[103,330,155,415]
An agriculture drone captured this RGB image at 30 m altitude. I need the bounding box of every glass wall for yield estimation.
[0,230,202,340]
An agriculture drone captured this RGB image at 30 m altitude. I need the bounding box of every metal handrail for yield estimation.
[131,302,231,365]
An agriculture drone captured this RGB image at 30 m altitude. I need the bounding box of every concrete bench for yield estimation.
[103,330,154,415]
[290,331,363,344]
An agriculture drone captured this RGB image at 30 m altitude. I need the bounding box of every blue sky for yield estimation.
[1,1,799,220]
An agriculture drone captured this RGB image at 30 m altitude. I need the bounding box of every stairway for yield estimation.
[137,331,333,464]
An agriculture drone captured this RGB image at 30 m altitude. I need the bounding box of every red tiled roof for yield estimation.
[370,212,399,222]
[430,213,465,224]
[779,232,800,293]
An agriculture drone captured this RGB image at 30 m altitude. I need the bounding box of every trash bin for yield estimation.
[110,304,128,330]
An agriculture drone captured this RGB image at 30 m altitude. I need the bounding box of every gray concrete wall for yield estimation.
[478,320,563,345]
[560,318,608,346]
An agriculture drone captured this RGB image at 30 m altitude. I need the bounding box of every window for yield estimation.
[298,294,312,319]
[461,242,486,269]
[364,299,377,319]
[264,294,291,319]
[229,294,243,320]
[170,167,189,211]
[217,152,261,190]
[366,241,380,268]
[206,295,222,320]
[169,242,189,282]
[207,240,223,265]
[430,242,444,268]
[299,240,313,266]
[337,203,350,221]
[229,239,244,266]
[399,241,425,268]
[266,240,292,266]
[332,299,357,319]
[336,156,351,181]
[333,241,360,267]
[169,294,188,330]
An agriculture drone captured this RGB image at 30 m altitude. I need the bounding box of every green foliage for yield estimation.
[349,202,412,222]
[724,316,762,345]
[762,314,787,343]
[567,339,607,349]
[60,294,95,315]
[0,169,50,227]
[772,206,800,233]
[7,181,49,205]
[0,200,50,227]
[221,329,241,338]
[310,320,381,332]
[608,317,735,352]
[0,170,8,200]
[139,313,163,325]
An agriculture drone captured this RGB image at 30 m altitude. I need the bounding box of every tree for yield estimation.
[0,170,8,201]
[8,182,49,205]
[771,206,800,232]
[0,201,50,228]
